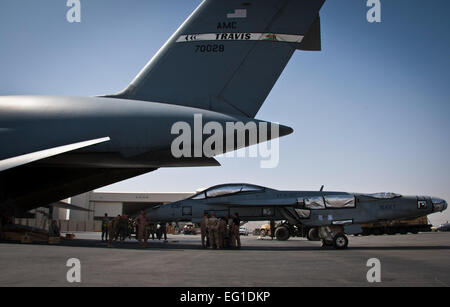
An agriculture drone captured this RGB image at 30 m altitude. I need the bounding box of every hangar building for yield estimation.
[70,191,194,222]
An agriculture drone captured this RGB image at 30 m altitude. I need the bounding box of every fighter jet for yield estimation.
[148,183,448,249]
[0,0,326,218]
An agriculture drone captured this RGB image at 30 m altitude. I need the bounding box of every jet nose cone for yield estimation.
[431,198,447,212]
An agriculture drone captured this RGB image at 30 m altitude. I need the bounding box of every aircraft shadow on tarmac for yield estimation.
[2,239,449,252]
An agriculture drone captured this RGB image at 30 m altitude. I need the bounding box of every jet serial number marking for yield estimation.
[195,44,225,53]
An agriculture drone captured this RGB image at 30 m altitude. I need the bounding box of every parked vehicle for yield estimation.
[359,216,432,236]
[183,222,197,235]
[257,224,271,237]
[239,226,249,236]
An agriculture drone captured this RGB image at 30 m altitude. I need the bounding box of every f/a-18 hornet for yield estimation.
[148,183,448,249]
[0,0,326,218]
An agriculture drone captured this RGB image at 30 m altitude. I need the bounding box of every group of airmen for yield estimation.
[102,211,168,248]
[101,213,133,247]
[101,210,243,249]
[200,212,242,249]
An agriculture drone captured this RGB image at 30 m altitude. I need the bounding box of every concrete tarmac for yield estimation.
[0,232,449,286]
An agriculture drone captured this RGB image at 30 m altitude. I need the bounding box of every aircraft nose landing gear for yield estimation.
[318,226,349,249]
[332,233,349,249]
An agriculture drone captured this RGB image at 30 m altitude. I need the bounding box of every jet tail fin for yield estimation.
[107,0,326,118]
[297,15,321,51]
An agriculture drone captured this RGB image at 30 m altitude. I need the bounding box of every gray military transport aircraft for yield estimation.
[0,0,326,218]
[147,183,448,249]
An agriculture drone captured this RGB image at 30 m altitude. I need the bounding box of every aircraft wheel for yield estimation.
[275,226,290,241]
[333,234,348,250]
[307,228,320,241]
[306,230,313,241]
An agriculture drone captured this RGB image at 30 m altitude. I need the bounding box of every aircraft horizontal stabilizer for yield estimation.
[50,201,93,212]
[0,137,110,172]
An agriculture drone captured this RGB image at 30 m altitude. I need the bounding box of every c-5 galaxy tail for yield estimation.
[108,0,325,118]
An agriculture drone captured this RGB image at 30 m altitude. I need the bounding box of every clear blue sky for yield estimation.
[0,0,449,225]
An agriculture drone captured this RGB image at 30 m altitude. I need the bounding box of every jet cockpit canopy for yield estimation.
[191,184,265,200]
[364,192,402,199]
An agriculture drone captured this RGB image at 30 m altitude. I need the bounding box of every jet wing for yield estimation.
[0,137,110,172]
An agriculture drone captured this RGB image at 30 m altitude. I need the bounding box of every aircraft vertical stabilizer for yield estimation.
[107,0,326,118]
